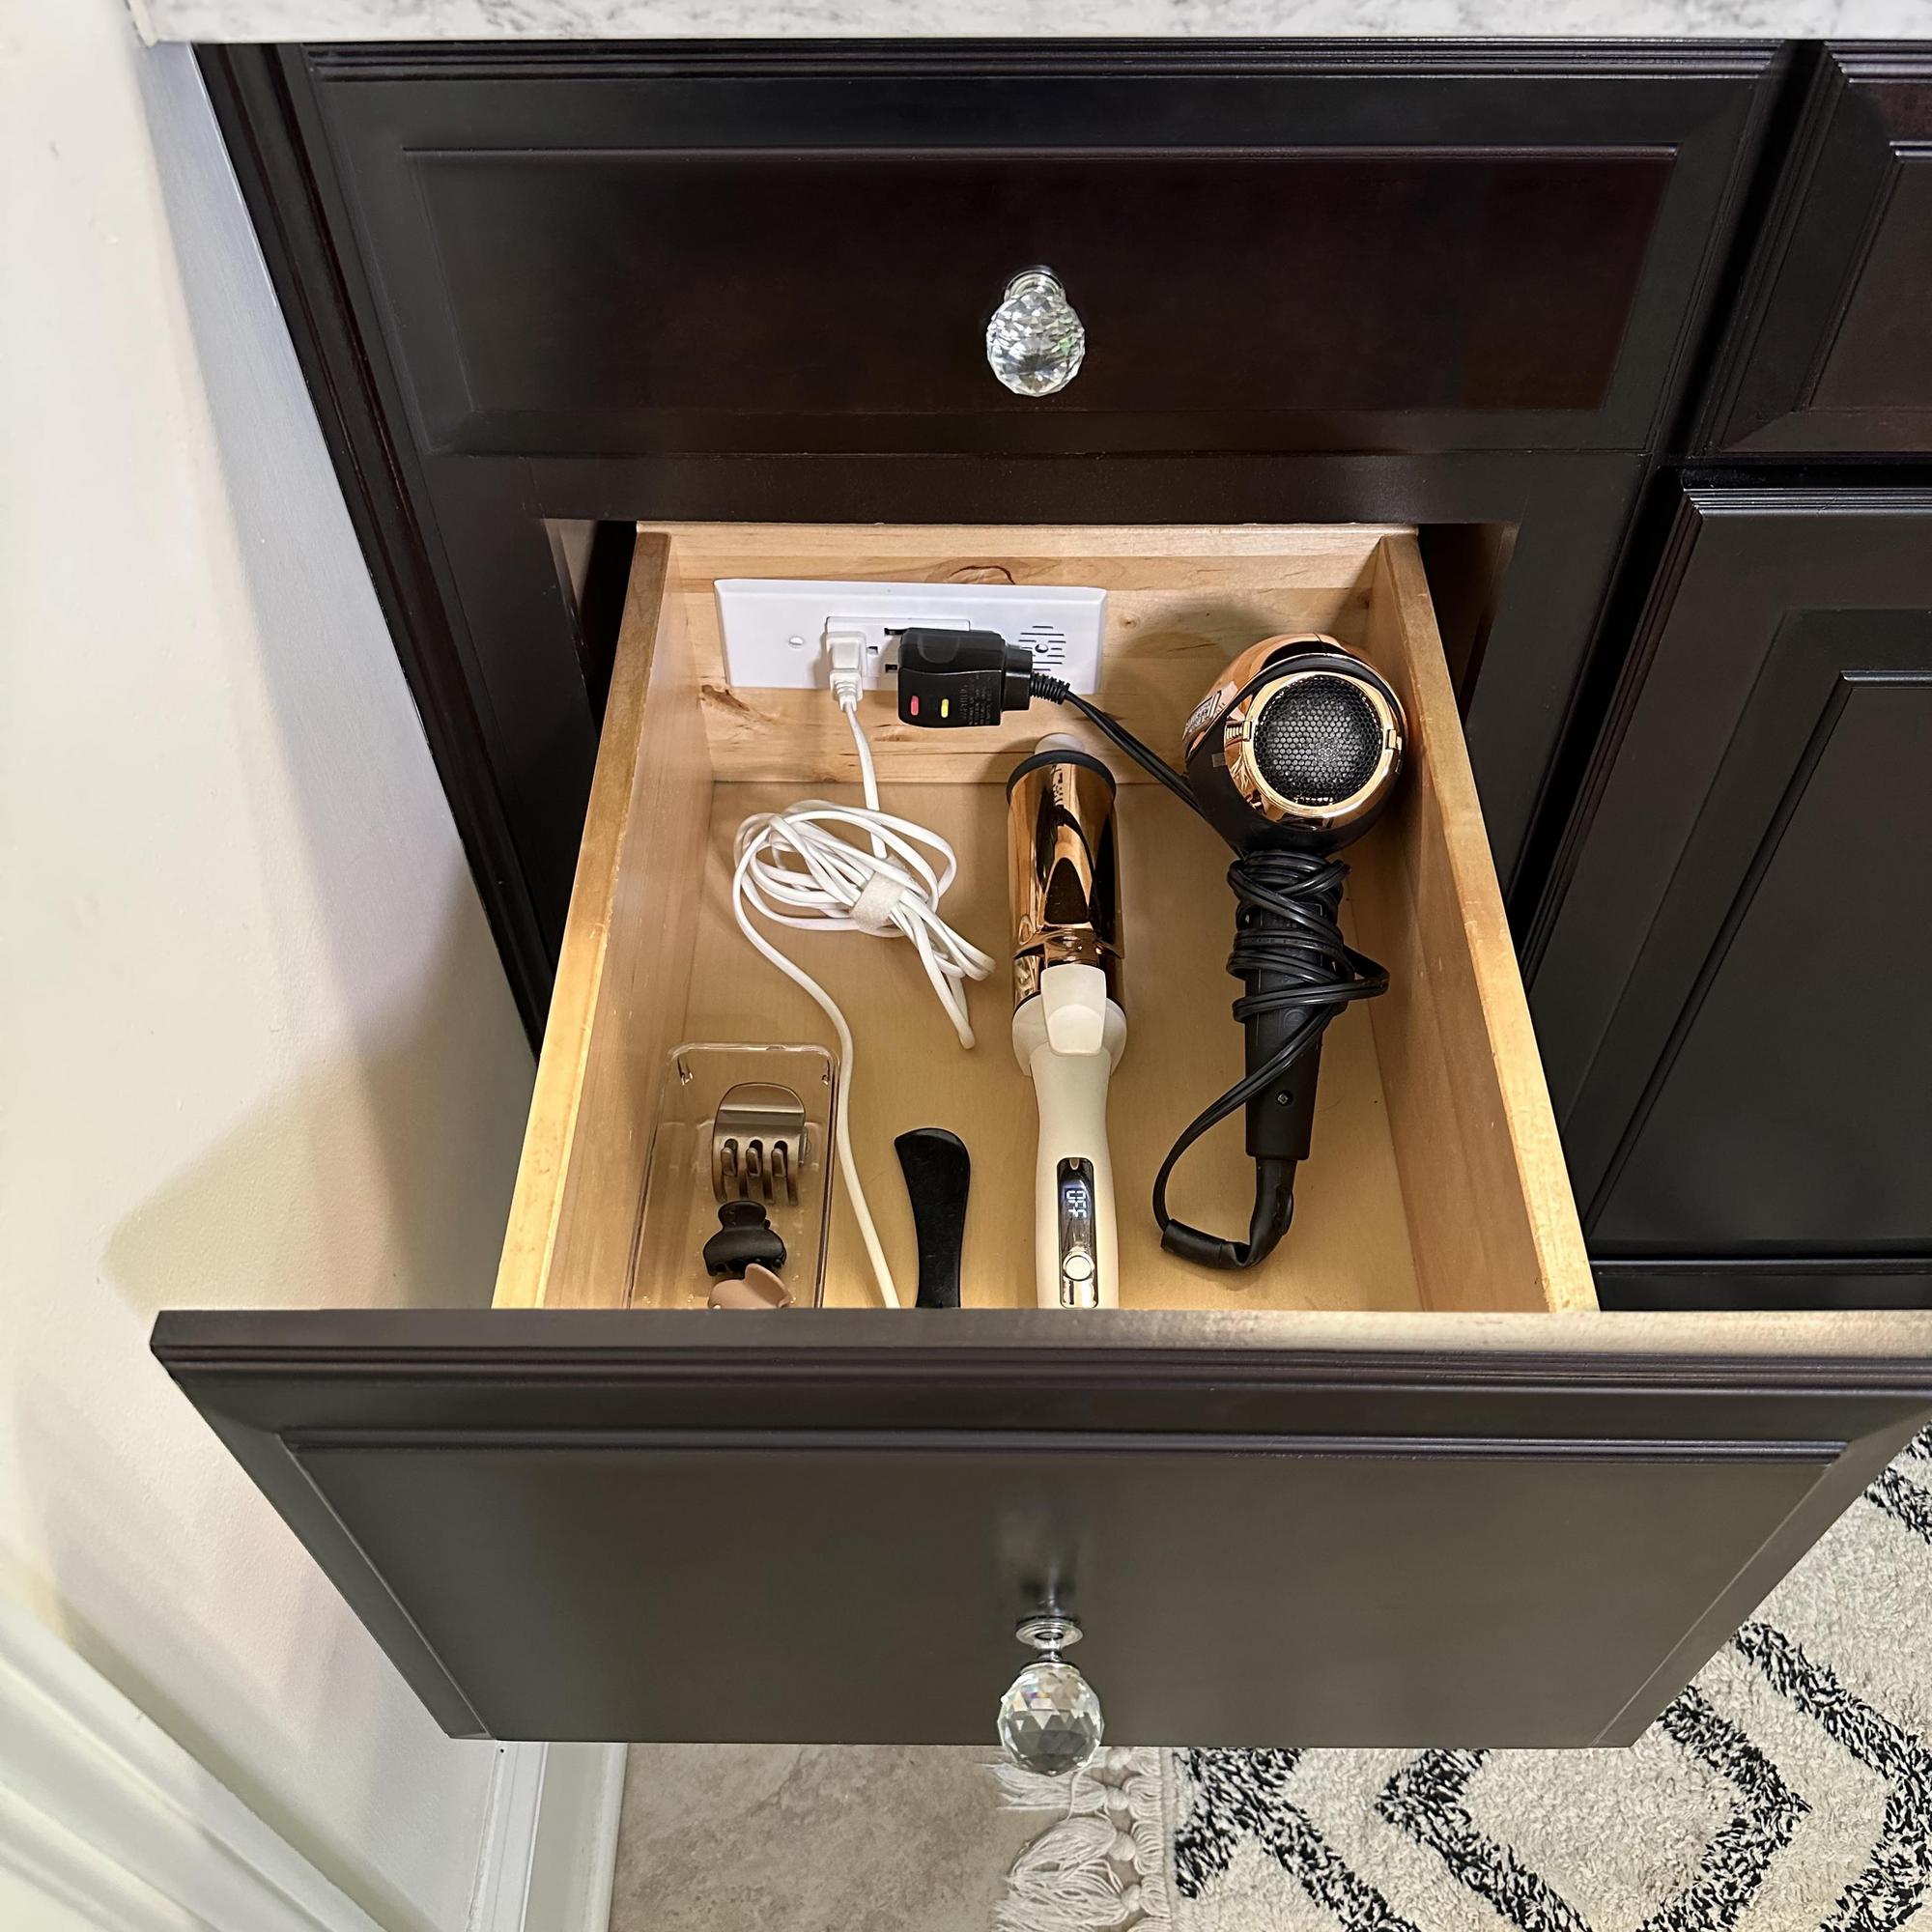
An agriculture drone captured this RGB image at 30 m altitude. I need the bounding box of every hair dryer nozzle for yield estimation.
[1181,636,1405,856]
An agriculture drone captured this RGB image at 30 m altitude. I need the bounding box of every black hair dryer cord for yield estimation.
[1152,847,1390,1270]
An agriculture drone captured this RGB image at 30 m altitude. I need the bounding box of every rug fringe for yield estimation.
[993,1747,1170,1931]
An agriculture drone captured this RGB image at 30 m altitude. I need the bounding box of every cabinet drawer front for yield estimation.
[1699,49,1932,456]
[307,44,1772,457]
[298,1440,1825,1745]
[154,1311,1931,1746]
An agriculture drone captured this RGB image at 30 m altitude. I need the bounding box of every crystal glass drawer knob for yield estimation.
[997,1612,1103,1774]
[986,269,1086,397]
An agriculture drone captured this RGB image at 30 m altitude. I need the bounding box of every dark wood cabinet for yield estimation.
[1697,47,1932,457]
[1530,490,1932,1309]
[202,42,1783,1025]
[166,35,1932,1752]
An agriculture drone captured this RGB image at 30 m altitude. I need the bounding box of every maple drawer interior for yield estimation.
[494,525,1595,1319]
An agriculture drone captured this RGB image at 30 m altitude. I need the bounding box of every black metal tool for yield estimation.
[894,1128,971,1310]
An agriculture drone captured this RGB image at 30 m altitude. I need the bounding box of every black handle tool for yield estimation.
[894,1128,971,1309]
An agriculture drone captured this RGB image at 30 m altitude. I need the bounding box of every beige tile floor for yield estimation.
[611,1746,1041,1932]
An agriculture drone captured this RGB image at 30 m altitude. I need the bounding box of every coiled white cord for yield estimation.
[730,676,994,1309]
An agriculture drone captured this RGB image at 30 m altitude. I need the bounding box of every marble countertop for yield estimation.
[131,0,1932,45]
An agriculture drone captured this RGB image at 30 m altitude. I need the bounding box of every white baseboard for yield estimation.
[468,1743,626,1932]
[0,1593,625,1932]
[0,1596,385,1932]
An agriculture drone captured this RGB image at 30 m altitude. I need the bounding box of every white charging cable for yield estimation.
[730,631,994,1308]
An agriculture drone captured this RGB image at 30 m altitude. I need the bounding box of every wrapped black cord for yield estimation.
[1154,849,1389,1268]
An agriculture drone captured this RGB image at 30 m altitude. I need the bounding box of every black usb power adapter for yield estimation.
[892,628,1036,726]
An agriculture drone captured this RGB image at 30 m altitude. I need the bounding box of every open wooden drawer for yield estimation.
[156,526,1932,1749]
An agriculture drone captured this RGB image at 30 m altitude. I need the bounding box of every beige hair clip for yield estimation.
[707,1264,795,1311]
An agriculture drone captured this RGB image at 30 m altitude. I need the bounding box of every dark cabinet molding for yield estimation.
[1697,46,1932,456]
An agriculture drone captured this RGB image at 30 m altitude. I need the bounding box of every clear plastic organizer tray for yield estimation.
[630,1041,836,1309]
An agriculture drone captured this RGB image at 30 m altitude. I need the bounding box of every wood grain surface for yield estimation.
[1355,535,1595,1314]
[493,534,711,1309]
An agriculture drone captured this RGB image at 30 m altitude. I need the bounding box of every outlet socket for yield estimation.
[715,579,1107,695]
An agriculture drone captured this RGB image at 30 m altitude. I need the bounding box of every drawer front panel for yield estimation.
[306,45,1773,457]
[301,1435,1823,1746]
[1699,48,1932,456]
[154,1311,1932,1747]
[404,148,1665,441]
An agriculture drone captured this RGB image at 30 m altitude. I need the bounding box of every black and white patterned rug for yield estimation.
[997,1426,1932,1932]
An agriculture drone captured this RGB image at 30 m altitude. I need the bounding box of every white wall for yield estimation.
[0,1865,95,1932]
[0,6,536,1931]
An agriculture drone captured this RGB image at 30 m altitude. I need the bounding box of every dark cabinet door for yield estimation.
[1530,490,1932,1308]
[154,1307,1932,1747]
[1698,47,1932,456]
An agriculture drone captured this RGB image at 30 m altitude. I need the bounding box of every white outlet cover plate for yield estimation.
[715,578,1107,694]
